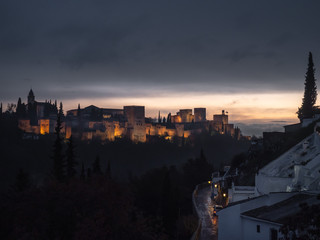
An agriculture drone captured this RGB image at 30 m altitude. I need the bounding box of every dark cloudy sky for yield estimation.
[1,0,320,124]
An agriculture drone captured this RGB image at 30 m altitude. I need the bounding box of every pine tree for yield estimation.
[167,113,171,123]
[13,168,31,192]
[59,102,64,117]
[92,155,102,175]
[106,160,111,179]
[52,104,65,182]
[77,104,81,117]
[16,97,22,117]
[87,168,92,179]
[80,162,85,180]
[297,52,317,120]
[66,136,77,179]
[161,170,178,235]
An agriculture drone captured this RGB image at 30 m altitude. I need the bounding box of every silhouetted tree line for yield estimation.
[1,127,214,240]
[0,108,249,239]
[131,149,214,239]
[1,175,165,240]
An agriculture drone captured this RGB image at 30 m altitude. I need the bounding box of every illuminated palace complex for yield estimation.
[16,90,241,142]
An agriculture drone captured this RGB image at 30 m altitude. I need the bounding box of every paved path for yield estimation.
[194,186,218,240]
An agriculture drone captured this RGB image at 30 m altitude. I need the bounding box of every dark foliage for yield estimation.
[280,201,320,239]
[12,168,31,192]
[0,109,248,239]
[0,124,249,191]
[52,104,65,182]
[106,160,111,179]
[80,162,85,181]
[131,150,214,239]
[16,98,27,118]
[297,52,317,120]
[66,136,77,179]
[0,178,164,240]
[92,155,102,175]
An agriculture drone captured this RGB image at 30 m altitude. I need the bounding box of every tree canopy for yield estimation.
[297,52,317,120]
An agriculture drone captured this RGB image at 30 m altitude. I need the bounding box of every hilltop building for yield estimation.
[124,106,146,142]
[194,108,206,122]
[17,90,241,142]
[17,89,60,136]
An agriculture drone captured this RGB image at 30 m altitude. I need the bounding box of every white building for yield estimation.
[228,182,257,203]
[218,192,319,240]
[256,130,320,195]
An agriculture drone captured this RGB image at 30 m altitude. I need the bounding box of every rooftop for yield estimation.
[241,192,320,224]
[260,132,320,178]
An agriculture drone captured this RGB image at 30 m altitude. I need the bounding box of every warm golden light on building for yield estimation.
[66,126,72,139]
[16,90,246,142]
[183,131,191,138]
[39,119,50,135]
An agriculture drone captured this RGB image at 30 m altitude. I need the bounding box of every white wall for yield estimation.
[218,192,297,240]
[218,204,242,240]
[228,192,256,203]
[242,217,282,240]
[228,185,256,203]
[256,174,292,194]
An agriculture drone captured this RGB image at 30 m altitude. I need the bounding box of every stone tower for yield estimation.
[28,89,35,105]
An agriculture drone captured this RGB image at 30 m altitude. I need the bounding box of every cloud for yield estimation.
[1,0,320,106]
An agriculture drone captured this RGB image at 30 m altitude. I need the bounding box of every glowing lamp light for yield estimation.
[223,193,227,197]
[214,184,217,188]
[208,181,211,184]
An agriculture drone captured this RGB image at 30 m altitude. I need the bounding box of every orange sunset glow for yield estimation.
[62,91,304,124]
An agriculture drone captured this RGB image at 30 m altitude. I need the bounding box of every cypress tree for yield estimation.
[167,113,171,123]
[66,136,77,179]
[80,162,85,180]
[13,168,31,192]
[87,168,92,179]
[77,104,81,117]
[106,160,111,179]
[59,102,64,117]
[92,155,102,175]
[16,98,22,117]
[52,104,65,182]
[297,52,317,120]
[161,170,178,235]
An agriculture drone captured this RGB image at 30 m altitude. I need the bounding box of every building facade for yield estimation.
[17,90,241,143]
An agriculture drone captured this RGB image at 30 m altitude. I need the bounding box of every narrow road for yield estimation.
[194,186,218,240]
